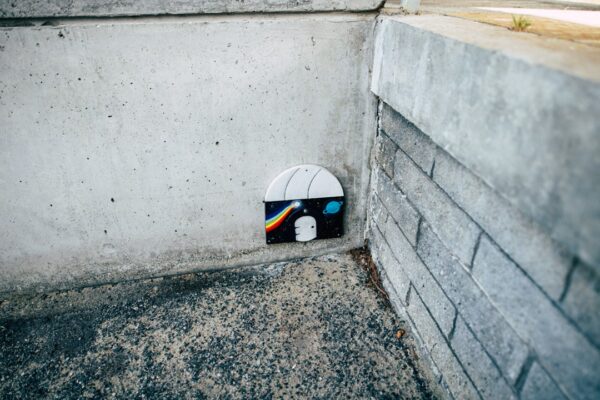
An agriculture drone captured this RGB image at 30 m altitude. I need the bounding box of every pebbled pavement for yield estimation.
[0,252,439,399]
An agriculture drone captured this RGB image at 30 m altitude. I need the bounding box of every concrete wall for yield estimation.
[369,15,600,400]
[0,0,384,18]
[0,12,377,295]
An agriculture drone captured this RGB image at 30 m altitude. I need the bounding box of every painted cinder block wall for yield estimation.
[368,15,600,400]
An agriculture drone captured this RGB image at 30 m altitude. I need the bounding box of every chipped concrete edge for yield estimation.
[0,0,386,19]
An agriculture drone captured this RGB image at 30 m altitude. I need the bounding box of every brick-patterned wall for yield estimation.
[368,102,600,399]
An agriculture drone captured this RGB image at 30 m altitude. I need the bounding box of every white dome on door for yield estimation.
[265,165,343,201]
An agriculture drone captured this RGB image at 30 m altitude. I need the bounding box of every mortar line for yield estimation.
[559,257,578,303]
[447,311,458,341]
[429,159,436,179]
[370,184,531,389]
[397,283,447,393]
[514,352,536,394]
[388,146,598,350]
[469,232,483,270]
[415,217,424,248]
[478,235,600,351]
[409,282,486,400]
[411,213,598,388]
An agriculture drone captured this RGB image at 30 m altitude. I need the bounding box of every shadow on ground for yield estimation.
[0,252,439,399]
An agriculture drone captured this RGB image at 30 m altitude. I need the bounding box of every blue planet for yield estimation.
[323,201,343,215]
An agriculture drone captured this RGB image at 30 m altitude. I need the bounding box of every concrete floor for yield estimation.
[0,252,439,399]
[420,0,600,10]
[379,0,600,47]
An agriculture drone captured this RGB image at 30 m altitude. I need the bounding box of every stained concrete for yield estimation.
[0,252,439,399]
[0,13,377,295]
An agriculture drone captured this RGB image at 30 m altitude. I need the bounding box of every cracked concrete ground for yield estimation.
[0,252,440,399]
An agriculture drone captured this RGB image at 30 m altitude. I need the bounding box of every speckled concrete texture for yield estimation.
[0,14,377,295]
[0,252,439,399]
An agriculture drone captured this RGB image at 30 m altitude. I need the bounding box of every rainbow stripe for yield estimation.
[266,201,300,233]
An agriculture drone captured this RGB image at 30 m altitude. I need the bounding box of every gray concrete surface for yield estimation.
[0,13,377,295]
[419,0,600,12]
[0,0,384,18]
[0,252,440,399]
[371,14,600,271]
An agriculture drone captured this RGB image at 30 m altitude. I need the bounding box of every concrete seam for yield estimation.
[410,284,485,400]
[376,97,384,133]
[469,231,483,270]
[517,356,570,399]
[559,257,578,303]
[415,216,424,249]
[363,100,383,242]
[454,311,521,397]
[476,234,600,351]
[514,352,536,394]
[371,98,384,167]
[363,95,383,242]
[447,310,458,341]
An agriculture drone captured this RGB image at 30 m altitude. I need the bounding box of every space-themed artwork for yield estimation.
[264,164,345,244]
[265,197,344,244]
